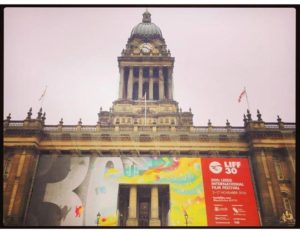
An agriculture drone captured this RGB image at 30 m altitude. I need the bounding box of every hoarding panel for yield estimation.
[201,157,260,226]
[26,155,260,227]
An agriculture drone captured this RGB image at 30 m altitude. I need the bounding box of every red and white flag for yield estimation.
[238,89,246,103]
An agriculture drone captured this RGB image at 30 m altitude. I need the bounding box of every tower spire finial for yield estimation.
[143,8,151,23]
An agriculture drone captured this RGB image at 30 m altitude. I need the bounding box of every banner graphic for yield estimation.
[26,155,260,227]
[202,157,260,226]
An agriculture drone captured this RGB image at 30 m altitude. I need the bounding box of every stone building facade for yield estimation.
[3,10,295,227]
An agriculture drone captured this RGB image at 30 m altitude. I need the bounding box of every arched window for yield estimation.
[105,161,114,172]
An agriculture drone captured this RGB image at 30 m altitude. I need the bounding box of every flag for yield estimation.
[39,85,47,101]
[238,88,246,103]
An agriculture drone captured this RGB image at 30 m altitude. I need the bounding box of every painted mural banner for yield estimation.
[26,155,260,227]
[85,157,208,226]
[201,157,260,226]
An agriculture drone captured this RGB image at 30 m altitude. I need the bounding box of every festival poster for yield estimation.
[201,157,260,226]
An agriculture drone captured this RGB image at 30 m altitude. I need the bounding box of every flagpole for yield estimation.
[41,97,44,108]
[39,85,47,108]
[144,92,147,125]
[244,86,250,111]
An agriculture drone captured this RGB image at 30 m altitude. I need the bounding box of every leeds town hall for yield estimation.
[3,10,295,227]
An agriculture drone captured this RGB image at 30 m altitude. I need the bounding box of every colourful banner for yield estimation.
[27,155,260,227]
[201,157,260,226]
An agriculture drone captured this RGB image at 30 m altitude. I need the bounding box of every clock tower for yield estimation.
[99,9,193,127]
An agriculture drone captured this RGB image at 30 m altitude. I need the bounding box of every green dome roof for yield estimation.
[130,10,163,40]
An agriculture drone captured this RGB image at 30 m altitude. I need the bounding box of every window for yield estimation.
[163,68,169,99]
[105,161,114,171]
[274,159,284,180]
[101,134,111,141]
[283,197,292,212]
[123,67,129,98]
[153,83,159,100]
[133,82,139,100]
[153,67,159,77]
[142,82,149,99]
[133,67,139,77]
[3,157,12,179]
[143,67,149,78]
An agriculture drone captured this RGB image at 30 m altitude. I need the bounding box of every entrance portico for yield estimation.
[118,184,169,227]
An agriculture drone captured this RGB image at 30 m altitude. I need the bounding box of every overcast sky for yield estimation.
[4,7,295,126]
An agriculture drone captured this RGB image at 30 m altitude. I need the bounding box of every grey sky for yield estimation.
[4,7,295,126]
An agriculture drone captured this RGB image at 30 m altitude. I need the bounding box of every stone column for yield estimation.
[286,148,296,218]
[126,186,138,226]
[286,148,295,194]
[265,152,285,219]
[4,149,39,226]
[138,67,143,99]
[287,148,295,216]
[118,66,124,99]
[149,67,154,100]
[158,67,164,100]
[168,67,173,100]
[127,67,133,100]
[149,186,161,226]
[250,149,277,226]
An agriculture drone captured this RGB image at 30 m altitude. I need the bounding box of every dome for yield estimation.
[130,10,163,40]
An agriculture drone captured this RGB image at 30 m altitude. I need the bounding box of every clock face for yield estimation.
[142,47,150,54]
[140,43,153,54]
